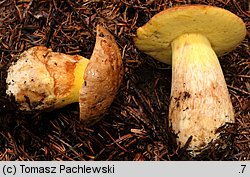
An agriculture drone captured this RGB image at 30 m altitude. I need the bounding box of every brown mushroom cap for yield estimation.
[6,25,123,126]
[134,5,246,64]
[79,25,124,126]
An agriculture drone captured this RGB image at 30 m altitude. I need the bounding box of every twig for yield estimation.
[64,0,95,39]
[228,85,250,95]
[100,126,128,152]
[232,0,250,18]
[53,135,85,160]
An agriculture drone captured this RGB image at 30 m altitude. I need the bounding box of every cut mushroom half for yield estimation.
[134,5,246,153]
[6,25,124,126]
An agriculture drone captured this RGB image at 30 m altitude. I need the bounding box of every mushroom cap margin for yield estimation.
[134,5,246,65]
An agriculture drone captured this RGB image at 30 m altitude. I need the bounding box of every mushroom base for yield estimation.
[169,33,234,152]
[6,46,89,111]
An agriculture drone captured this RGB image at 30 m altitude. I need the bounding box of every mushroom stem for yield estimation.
[6,25,123,126]
[169,33,234,150]
[54,57,89,108]
[6,45,90,111]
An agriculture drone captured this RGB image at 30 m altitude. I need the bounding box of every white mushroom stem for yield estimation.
[6,25,123,126]
[169,33,234,150]
[6,46,90,111]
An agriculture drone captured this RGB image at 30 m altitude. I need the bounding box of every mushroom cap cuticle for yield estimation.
[79,25,124,126]
[134,5,246,65]
[134,5,246,154]
[6,25,123,126]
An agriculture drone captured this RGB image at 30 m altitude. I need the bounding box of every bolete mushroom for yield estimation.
[6,25,124,126]
[134,5,246,152]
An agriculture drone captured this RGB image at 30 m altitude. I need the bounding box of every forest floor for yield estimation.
[0,0,249,160]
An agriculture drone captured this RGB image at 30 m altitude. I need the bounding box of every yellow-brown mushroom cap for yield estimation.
[6,25,123,126]
[134,5,246,65]
[79,25,124,126]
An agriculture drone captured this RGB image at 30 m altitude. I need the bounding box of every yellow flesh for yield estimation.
[54,57,89,108]
[6,46,90,111]
[169,33,234,151]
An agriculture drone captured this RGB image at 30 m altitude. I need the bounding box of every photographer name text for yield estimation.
[2,164,115,175]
